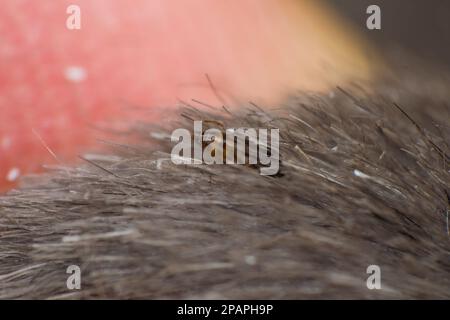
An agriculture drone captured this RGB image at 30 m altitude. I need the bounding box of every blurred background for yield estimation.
[332,0,450,71]
[0,0,449,192]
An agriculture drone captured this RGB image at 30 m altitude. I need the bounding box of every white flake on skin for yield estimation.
[64,66,87,83]
[6,167,20,182]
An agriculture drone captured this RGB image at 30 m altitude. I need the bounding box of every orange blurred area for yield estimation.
[0,0,374,191]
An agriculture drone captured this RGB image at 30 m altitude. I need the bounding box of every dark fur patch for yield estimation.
[1,74,450,298]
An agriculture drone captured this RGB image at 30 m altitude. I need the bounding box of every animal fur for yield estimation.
[1,62,450,299]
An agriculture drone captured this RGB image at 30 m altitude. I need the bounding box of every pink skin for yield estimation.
[0,0,370,191]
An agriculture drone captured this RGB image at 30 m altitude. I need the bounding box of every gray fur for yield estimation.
[1,74,449,299]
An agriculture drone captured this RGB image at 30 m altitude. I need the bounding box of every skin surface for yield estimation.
[0,0,373,191]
